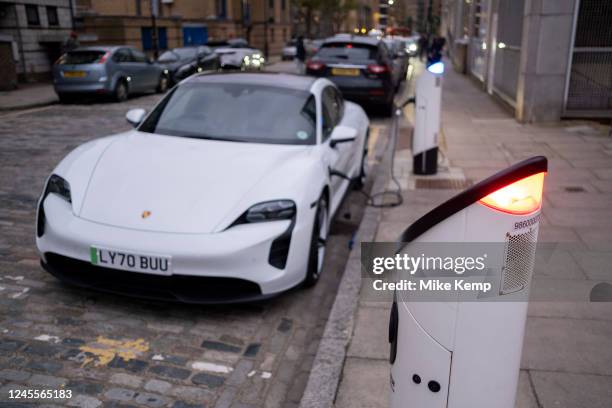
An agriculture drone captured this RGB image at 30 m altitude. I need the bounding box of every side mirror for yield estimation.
[126,108,146,127]
[330,125,357,147]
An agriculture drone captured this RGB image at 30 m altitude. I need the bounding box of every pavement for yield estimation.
[0,83,58,111]
[329,61,612,408]
[0,74,390,407]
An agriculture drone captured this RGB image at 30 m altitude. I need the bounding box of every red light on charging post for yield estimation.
[478,172,546,215]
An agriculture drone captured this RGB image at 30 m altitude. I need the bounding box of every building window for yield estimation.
[25,5,40,26]
[282,0,286,11]
[46,6,59,26]
[269,0,274,9]
[135,0,141,16]
[216,0,227,19]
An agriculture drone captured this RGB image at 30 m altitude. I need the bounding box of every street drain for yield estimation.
[564,186,585,192]
[415,179,472,190]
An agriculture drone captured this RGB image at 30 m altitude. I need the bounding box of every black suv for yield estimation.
[306,35,396,115]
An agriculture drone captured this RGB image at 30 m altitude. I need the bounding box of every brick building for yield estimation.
[74,0,291,57]
[0,0,74,84]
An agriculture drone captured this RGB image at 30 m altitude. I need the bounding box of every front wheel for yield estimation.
[57,93,73,104]
[114,81,128,102]
[156,75,168,93]
[304,195,329,287]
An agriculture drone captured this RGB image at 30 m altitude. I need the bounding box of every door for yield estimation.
[122,48,150,91]
[112,48,137,90]
[390,303,452,408]
[131,48,158,90]
[468,0,490,82]
[142,27,168,51]
[564,0,612,117]
[491,0,524,107]
[321,86,351,212]
[183,26,208,46]
[0,42,18,90]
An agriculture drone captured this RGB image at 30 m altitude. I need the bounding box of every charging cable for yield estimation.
[329,99,415,208]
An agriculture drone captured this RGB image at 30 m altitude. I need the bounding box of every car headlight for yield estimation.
[408,43,418,52]
[44,174,71,203]
[231,200,296,227]
[37,174,71,238]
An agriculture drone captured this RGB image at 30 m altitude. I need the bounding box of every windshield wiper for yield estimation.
[163,132,248,143]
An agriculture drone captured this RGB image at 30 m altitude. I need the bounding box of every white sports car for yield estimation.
[216,47,265,70]
[36,73,369,303]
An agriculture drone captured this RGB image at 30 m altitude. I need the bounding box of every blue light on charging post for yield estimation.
[427,61,444,75]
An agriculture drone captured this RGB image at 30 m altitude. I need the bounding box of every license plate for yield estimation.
[332,68,360,76]
[63,71,86,78]
[90,246,172,275]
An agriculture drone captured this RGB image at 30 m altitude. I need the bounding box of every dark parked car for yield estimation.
[157,46,220,85]
[306,35,396,115]
[53,46,168,102]
[384,38,409,88]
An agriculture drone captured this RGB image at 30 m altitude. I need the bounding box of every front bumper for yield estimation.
[37,196,313,303]
[42,254,275,304]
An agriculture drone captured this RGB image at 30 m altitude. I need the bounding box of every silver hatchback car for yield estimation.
[53,46,168,102]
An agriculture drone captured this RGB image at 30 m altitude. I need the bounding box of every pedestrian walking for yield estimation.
[427,36,446,65]
[62,32,80,54]
[296,36,306,74]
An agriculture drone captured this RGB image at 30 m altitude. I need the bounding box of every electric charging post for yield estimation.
[389,156,548,408]
[410,61,444,175]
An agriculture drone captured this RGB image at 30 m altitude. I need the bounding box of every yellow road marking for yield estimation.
[79,336,149,367]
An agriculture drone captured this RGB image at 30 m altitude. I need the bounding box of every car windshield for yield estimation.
[58,50,107,64]
[317,43,376,60]
[158,48,196,62]
[139,83,317,145]
[158,51,178,62]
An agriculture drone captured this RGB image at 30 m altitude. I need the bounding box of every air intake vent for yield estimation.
[500,228,537,295]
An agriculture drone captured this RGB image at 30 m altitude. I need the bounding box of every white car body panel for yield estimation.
[216,48,263,68]
[36,74,369,301]
[282,46,297,58]
[78,132,312,234]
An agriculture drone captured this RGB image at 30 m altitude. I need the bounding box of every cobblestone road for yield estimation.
[0,91,388,407]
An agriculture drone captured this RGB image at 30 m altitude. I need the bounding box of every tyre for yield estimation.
[57,93,73,104]
[156,75,168,93]
[113,80,128,102]
[304,194,329,287]
[382,100,394,117]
